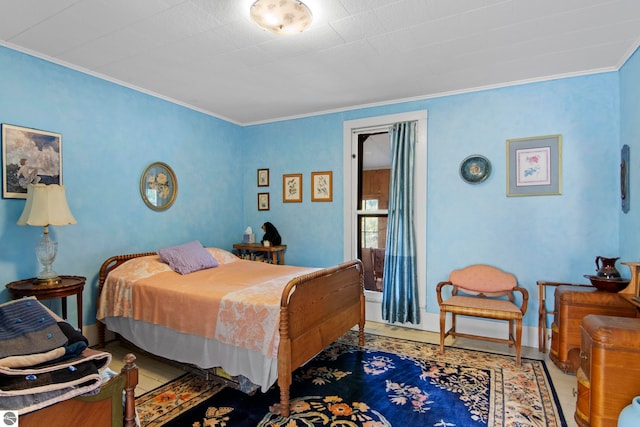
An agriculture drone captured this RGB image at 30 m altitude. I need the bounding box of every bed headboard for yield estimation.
[97,252,156,293]
[96,252,156,348]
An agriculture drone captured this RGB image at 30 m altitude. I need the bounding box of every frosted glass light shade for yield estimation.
[250,0,313,35]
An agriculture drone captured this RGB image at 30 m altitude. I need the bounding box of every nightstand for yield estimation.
[6,275,86,331]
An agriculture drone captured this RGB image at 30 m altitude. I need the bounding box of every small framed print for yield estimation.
[257,168,269,187]
[507,134,562,197]
[311,171,333,202]
[258,192,270,211]
[283,173,302,202]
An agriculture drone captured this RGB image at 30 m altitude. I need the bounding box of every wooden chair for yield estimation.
[370,248,385,291]
[436,264,529,366]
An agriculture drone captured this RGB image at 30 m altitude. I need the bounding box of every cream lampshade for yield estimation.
[17,183,77,284]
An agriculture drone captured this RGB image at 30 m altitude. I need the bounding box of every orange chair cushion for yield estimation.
[449,264,517,293]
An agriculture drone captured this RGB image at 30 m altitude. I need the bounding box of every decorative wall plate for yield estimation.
[460,155,491,184]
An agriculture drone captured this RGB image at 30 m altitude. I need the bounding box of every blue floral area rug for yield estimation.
[136,331,567,426]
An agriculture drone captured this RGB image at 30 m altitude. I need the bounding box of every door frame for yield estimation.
[343,110,428,327]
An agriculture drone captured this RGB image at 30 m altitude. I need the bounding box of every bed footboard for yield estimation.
[273,259,365,417]
[19,353,138,427]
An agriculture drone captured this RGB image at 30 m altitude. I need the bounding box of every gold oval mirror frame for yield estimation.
[140,162,177,211]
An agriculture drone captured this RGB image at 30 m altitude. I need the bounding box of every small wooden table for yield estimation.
[536,280,593,353]
[233,243,287,265]
[6,275,86,331]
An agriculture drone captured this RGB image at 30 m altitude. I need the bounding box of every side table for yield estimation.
[232,243,287,265]
[6,275,86,331]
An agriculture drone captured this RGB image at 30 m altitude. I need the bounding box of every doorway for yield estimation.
[343,111,428,326]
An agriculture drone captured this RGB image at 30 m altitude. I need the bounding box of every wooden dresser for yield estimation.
[575,315,640,427]
[549,286,637,372]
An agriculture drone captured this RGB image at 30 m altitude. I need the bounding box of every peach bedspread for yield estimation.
[97,249,317,358]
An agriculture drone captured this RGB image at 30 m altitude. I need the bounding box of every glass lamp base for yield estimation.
[35,229,60,285]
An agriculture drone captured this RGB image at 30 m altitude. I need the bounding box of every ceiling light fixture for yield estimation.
[250,0,313,35]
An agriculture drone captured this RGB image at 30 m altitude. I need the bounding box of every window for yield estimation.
[343,110,427,325]
[357,134,389,292]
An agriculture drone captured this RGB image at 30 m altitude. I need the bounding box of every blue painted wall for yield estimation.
[1,43,638,330]
[619,46,640,261]
[243,73,623,326]
[0,46,244,322]
[243,114,347,268]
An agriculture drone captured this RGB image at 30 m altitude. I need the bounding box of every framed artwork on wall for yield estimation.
[140,162,177,211]
[257,168,269,187]
[507,134,562,197]
[283,173,302,202]
[258,192,270,211]
[311,171,333,202]
[2,123,62,199]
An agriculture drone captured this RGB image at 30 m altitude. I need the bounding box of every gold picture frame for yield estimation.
[311,171,333,202]
[140,162,177,211]
[282,173,302,202]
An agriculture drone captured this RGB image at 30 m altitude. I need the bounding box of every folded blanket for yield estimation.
[0,297,88,368]
[0,298,112,415]
[0,347,66,369]
[0,349,111,415]
[0,297,67,358]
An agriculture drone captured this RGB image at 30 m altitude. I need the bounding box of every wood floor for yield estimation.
[105,321,579,427]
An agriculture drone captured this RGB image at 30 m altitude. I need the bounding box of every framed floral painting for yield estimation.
[140,162,177,210]
[507,135,561,197]
[282,173,302,202]
[311,171,333,202]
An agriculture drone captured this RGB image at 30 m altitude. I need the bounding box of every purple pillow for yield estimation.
[157,240,218,274]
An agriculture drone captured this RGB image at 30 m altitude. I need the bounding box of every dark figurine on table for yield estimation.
[261,222,281,246]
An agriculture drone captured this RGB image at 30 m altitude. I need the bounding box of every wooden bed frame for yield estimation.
[20,353,138,427]
[97,252,365,417]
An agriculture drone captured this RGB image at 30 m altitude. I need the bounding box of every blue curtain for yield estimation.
[382,121,420,324]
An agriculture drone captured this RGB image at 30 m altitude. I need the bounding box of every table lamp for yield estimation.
[17,183,77,284]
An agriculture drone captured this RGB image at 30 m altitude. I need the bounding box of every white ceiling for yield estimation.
[1,0,639,125]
